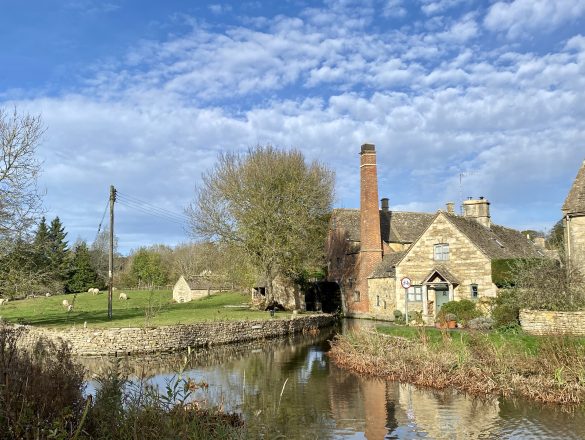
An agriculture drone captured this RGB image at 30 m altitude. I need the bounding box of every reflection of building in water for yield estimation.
[328,368,501,439]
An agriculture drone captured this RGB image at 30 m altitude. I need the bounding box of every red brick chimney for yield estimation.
[356,143,382,313]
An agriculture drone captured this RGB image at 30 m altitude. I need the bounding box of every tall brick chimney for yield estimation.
[356,143,383,313]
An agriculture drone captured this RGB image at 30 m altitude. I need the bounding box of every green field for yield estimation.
[0,290,284,328]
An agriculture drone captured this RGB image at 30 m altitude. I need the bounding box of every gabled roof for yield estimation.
[422,265,460,285]
[370,251,406,279]
[330,209,434,244]
[444,213,543,260]
[563,159,585,214]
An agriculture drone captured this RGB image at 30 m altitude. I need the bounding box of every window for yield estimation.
[407,285,423,302]
[434,243,449,261]
[376,295,380,307]
[353,290,360,302]
[470,284,478,300]
[383,300,387,310]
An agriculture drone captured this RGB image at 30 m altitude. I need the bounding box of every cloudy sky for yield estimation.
[1,0,584,253]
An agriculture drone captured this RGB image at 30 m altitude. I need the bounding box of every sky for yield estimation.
[1,0,584,254]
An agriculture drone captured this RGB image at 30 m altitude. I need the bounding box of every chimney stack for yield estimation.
[381,198,389,212]
[463,197,491,228]
[357,143,382,314]
[446,202,455,214]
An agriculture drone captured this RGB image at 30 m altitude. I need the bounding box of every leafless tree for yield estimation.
[0,108,45,246]
[187,145,334,304]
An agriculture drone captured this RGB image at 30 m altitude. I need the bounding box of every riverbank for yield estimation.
[15,314,336,355]
[328,327,585,405]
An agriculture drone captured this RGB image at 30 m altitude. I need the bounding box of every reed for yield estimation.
[328,329,585,405]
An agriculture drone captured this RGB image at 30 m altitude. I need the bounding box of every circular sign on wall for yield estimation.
[401,277,412,289]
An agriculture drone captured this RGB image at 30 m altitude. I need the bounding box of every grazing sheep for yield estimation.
[67,304,73,312]
[88,288,99,295]
[0,299,6,306]
[62,299,70,308]
[45,292,52,297]
[119,292,128,300]
[87,288,93,293]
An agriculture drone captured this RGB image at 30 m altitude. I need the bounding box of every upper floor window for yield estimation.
[434,243,449,261]
[470,284,478,300]
[353,290,360,303]
[407,285,423,302]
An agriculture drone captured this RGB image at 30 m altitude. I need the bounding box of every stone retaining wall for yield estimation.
[520,310,585,336]
[15,314,336,356]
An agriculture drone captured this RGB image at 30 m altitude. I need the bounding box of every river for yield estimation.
[80,319,585,439]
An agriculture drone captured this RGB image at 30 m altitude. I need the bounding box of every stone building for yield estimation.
[562,159,585,276]
[172,275,231,303]
[328,143,543,321]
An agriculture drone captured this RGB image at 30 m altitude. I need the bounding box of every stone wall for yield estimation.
[367,277,396,320]
[15,314,336,356]
[520,309,585,336]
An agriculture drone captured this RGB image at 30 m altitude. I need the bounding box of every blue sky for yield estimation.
[1,0,584,253]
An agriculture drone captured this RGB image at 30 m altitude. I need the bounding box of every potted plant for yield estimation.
[445,313,457,329]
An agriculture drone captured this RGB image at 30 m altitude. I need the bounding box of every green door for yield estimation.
[435,286,450,313]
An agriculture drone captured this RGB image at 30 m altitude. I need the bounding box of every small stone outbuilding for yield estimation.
[172,275,231,303]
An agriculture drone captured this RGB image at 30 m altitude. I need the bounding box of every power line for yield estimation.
[116,191,188,223]
[116,196,187,226]
[94,199,110,243]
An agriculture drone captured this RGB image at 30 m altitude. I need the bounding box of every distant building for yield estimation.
[172,275,231,303]
[562,159,585,276]
[327,143,544,321]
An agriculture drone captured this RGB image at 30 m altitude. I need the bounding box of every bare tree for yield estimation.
[187,145,334,304]
[0,108,45,245]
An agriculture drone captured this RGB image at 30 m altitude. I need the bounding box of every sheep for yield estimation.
[45,292,52,297]
[89,288,100,295]
[119,292,128,300]
[62,299,70,308]
[67,304,73,312]
[0,298,6,306]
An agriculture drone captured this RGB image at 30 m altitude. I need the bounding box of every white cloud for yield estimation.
[484,0,585,39]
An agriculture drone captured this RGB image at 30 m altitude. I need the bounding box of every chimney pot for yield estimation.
[381,198,389,212]
[360,143,376,154]
[446,202,455,214]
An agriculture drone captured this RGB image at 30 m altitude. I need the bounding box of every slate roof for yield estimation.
[422,265,460,285]
[444,213,543,259]
[330,209,434,244]
[370,252,406,278]
[186,277,230,290]
[563,160,585,214]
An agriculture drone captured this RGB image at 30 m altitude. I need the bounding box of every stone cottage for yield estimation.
[563,159,585,276]
[172,275,230,303]
[327,143,544,322]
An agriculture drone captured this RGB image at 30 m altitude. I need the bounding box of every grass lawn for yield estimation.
[0,290,287,328]
[375,324,585,355]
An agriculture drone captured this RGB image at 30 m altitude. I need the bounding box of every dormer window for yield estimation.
[434,243,449,261]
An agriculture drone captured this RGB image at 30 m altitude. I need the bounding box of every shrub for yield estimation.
[468,316,494,331]
[437,300,482,326]
[491,289,520,329]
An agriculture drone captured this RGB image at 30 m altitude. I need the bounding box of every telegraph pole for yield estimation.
[108,185,116,319]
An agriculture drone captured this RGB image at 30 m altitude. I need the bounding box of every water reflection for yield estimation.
[80,321,585,439]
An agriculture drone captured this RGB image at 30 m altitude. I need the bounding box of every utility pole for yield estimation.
[108,185,116,319]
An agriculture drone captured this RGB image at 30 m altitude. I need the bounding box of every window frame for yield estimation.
[434,243,450,261]
[470,284,478,300]
[407,285,423,302]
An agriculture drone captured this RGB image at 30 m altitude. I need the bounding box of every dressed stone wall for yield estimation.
[15,314,336,356]
[520,310,585,336]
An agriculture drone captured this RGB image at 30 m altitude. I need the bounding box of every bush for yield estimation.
[437,300,482,326]
[468,316,494,331]
[491,289,520,329]
[0,326,243,439]
[0,325,87,439]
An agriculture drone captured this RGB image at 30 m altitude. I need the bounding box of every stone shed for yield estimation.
[172,275,231,303]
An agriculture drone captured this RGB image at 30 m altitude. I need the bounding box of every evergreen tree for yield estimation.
[67,241,99,293]
[48,217,70,288]
[33,216,51,272]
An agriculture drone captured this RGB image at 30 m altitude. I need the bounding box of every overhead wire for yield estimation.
[116,192,187,226]
[116,191,188,223]
[94,199,110,243]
